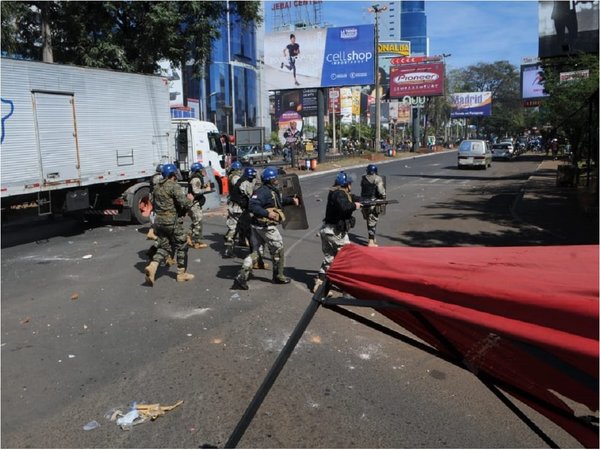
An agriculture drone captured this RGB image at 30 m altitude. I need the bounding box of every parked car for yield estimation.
[457,139,492,169]
[491,143,514,160]
[237,144,273,165]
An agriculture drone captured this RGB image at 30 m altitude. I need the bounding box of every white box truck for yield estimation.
[1,58,226,224]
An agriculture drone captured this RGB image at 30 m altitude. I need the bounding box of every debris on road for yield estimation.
[83,420,100,431]
[109,400,184,430]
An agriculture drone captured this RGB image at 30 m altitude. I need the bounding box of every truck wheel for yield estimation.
[132,186,152,224]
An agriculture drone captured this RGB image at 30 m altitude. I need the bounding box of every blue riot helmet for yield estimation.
[243,167,257,180]
[261,166,278,183]
[230,161,242,171]
[366,164,378,174]
[190,162,203,173]
[334,171,352,187]
[161,163,178,179]
[155,164,163,173]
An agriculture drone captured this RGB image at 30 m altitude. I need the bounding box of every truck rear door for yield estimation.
[33,92,80,185]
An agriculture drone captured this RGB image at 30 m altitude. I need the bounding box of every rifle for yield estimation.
[361,199,399,207]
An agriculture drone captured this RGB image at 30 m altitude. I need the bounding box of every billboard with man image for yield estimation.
[264,25,375,90]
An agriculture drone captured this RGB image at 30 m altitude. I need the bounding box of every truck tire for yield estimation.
[131,186,152,224]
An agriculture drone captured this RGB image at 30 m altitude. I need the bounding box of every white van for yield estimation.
[457,139,492,169]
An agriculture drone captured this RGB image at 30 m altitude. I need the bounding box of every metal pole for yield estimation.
[227,0,236,133]
[368,4,386,152]
[374,10,381,152]
[225,297,323,448]
[317,88,325,163]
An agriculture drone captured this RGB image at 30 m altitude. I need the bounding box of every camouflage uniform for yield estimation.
[234,183,296,288]
[188,171,209,247]
[151,177,192,271]
[360,173,386,243]
[224,169,243,254]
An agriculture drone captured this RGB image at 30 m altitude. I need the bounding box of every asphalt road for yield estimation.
[1,152,583,448]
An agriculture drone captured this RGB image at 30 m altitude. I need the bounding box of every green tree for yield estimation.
[538,54,599,167]
[448,61,522,139]
[1,1,262,76]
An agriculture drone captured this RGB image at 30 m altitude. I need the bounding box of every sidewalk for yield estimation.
[512,158,598,245]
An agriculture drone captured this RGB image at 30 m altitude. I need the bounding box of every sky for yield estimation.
[263,0,539,70]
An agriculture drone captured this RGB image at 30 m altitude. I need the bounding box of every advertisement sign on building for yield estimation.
[450,92,492,117]
[340,87,353,124]
[351,86,362,117]
[538,0,599,58]
[560,69,590,82]
[521,64,549,101]
[278,111,303,145]
[274,89,319,117]
[264,25,375,90]
[389,63,445,98]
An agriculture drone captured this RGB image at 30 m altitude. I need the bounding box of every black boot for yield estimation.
[272,276,291,284]
[223,243,234,258]
[232,276,248,290]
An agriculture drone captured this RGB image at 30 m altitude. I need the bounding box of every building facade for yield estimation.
[184,4,268,136]
[378,1,428,56]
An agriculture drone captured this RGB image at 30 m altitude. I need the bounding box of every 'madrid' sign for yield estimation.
[389,63,444,98]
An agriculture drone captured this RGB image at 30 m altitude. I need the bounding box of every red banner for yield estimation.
[389,63,444,98]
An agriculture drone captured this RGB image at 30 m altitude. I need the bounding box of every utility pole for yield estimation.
[227,0,236,133]
[369,4,387,153]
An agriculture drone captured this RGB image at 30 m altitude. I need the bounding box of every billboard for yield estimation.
[278,111,303,145]
[450,92,492,118]
[538,0,599,58]
[389,63,445,98]
[264,25,375,90]
[521,64,549,100]
[273,89,319,117]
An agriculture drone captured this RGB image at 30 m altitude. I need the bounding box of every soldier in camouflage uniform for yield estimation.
[360,164,386,247]
[144,163,194,286]
[146,165,176,266]
[223,161,243,257]
[187,162,209,249]
[232,167,299,290]
[312,171,361,293]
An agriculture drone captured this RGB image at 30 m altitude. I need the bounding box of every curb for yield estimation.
[295,149,456,180]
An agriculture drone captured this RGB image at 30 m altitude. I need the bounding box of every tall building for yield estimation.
[378,1,428,56]
[185,2,268,136]
[400,1,428,55]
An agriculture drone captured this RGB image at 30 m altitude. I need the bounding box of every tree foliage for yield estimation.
[538,54,599,164]
[1,1,262,75]
[447,61,523,138]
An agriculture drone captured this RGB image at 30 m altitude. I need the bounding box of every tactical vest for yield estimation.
[188,173,206,206]
[361,174,378,199]
[230,175,249,209]
[254,186,283,226]
[324,187,354,226]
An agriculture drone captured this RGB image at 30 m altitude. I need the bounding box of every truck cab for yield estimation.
[171,119,227,178]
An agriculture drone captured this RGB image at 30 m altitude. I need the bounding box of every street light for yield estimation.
[368,4,387,153]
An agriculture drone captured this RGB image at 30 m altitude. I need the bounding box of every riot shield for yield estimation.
[279,173,309,230]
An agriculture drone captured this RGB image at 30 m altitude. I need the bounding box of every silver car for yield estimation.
[491,143,514,160]
[237,145,273,165]
[457,139,492,169]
